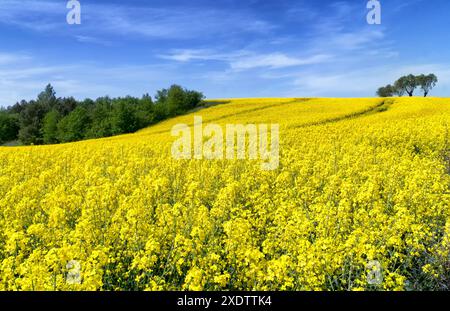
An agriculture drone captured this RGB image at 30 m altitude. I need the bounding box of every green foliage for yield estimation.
[166,85,186,116]
[157,85,204,117]
[42,110,61,144]
[18,100,47,145]
[37,84,57,110]
[111,97,139,135]
[57,106,91,143]
[55,97,78,116]
[0,112,19,144]
[376,84,394,97]
[1,84,204,146]
[417,74,438,97]
[134,94,155,129]
[395,75,418,97]
[379,74,438,97]
[85,97,113,139]
[18,124,41,145]
[393,84,406,97]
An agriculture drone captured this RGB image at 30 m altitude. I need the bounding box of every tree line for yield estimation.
[0,84,204,145]
[377,74,438,97]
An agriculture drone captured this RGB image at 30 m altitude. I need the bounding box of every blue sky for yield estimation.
[0,0,449,106]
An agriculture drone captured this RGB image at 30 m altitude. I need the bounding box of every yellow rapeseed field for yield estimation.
[0,97,449,290]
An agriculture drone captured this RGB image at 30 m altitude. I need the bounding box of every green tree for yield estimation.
[7,84,204,145]
[37,84,57,110]
[395,75,418,97]
[417,74,438,97]
[55,97,78,116]
[0,112,19,144]
[185,89,205,109]
[134,94,155,128]
[166,85,187,116]
[57,106,90,142]
[18,124,41,145]
[85,97,113,139]
[393,84,406,97]
[377,85,395,97]
[155,89,168,105]
[111,98,139,134]
[157,85,204,117]
[153,102,168,122]
[7,100,27,114]
[42,109,61,144]
[18,100,47,145]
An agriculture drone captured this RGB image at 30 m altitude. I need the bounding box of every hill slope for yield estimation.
[0,98,449,290]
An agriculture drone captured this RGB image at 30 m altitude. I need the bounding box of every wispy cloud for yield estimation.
[160,49,332,71]
[329,29,385,50]
[0,52,31,65]
[0,0,448,102]
[0,0,275,40]
[99,9,275,39]
[74,35,112,46]
[0,0,63,31]
[158,49,235,63]
[392,0,426,12]
[230,53,331,70]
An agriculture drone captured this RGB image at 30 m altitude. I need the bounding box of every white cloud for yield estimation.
[0,53,30,65]
[90,7,275,39]
[230,53,331,70]
[0,0,63,31]
[330,29,385,50]
[158,49,229,62]
[392,0,426,12]
[160,49,331,71]
[0,0,275,40]
[75,35,112,46]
